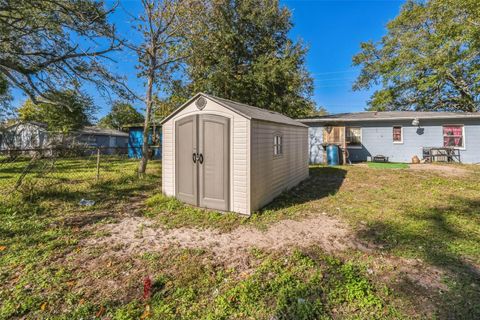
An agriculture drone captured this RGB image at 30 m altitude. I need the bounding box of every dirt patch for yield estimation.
[83,214,448,290]
[408,164,470,177]
[84,214,366,260]
[68,213,450,313]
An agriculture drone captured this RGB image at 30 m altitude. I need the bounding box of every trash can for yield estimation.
[326,144,340,166]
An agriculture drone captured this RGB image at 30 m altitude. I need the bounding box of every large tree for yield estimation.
[180,0,315,118]
[353,0,480,112]
[18,90,96,132]
[0,0,127,105]
[130,0,195,174]
[98,101,144,131]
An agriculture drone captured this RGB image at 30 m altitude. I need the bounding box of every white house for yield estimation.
[0,122,128,152]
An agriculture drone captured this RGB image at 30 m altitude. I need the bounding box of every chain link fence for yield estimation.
[0,146,161,200]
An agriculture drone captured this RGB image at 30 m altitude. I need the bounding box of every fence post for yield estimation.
[96,148,100,182]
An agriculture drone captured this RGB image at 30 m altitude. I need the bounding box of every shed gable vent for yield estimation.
[195,97,207,110]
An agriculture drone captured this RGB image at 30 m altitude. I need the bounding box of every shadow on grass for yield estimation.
[260,166,347,212]
[356,197,480,319]
[9,173,161,228]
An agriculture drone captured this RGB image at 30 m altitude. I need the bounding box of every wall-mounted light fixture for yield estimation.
[412,118,420,127]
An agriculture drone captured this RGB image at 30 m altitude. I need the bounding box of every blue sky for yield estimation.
[285,0,403,113]
[12,0,404,119]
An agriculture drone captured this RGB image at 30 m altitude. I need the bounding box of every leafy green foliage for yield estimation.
[152,81,191,121]
[353,0,480,112]
[0,73,13,120]
[98,101,144,131]
[307,105,329,117]
[17,90,96,132]
[181,0,315,118]
[0,0,125,104]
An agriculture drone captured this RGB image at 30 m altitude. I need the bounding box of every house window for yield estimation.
[443,125,464,148]
[273,134,283,156]
[393,126,403,143]
[346,127,361,148]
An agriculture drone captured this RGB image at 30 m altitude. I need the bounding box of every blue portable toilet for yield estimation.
[127,124,162,159]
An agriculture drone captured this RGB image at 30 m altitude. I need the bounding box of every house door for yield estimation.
[175,114,229,211]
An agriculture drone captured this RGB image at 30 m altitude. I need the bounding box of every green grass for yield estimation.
[1,159,480,319]
[129,248,397,320]
[367,162,410,169]
[0,158,162,319]
[145,164,480,319]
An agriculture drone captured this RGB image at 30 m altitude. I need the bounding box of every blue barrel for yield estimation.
[326,144,340,166]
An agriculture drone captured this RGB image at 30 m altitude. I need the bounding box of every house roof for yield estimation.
[4,121,48,130]
[122,122,162,129]
[77,126,128,137]
[298,111,480,123]
[160,93,307,127]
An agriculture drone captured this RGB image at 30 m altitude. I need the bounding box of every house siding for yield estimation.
[308,126,324,164]
[306,119,480,164]
[250,120,309,212]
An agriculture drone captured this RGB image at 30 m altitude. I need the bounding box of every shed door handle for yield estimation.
[198,153,203,164]
[192,153,197,163]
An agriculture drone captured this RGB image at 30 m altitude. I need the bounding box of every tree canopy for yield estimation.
[18,90,96,132]
[353,0,480,112]
[0,0,126,105]
[98,101,144,131]
[0,73,12,119]
[179,0,315,118]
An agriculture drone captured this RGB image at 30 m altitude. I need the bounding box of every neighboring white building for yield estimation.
[0,122,128,152]
[161,93,309,215]
[0,122,49,150]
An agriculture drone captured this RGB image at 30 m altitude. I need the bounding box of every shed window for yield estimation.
[443,125,464,148]
[273,134,283,156]
[393,126,403,143]
[346,127,361,147]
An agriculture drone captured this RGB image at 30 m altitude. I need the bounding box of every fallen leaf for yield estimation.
[40,302,47,311]
[0,246,6,251]
[140,305,151,319]
[66,280,75,287]
[78,299,85,305]
[96,306,105,318]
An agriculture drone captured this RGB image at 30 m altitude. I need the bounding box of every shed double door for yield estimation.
[175,114,229,211]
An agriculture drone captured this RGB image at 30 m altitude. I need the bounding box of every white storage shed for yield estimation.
[161,93,309,215]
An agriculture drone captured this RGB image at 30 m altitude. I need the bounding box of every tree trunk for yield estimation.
[138,65,155,174]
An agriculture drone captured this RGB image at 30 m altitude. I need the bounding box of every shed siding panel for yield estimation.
[232,116,249,214]
[250,120,309,211]
[306,119,480,164]
[162,121,174,196]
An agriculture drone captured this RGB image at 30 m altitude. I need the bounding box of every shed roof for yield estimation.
[298,111,480,123]
[160,93,307,127]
